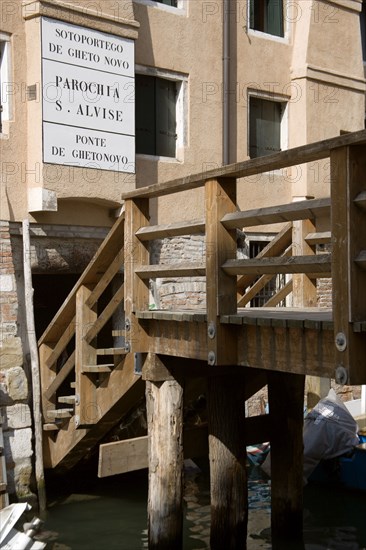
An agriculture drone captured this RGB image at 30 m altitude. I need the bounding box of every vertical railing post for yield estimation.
[39,342,56,424]
[205,177,237,366]
[75,285,99,427]
[331,144,366,385]
[205,177,248,548]
[293,213,330,407]
[124,198,150,354]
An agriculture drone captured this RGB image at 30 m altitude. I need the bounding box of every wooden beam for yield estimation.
[136,219,205,241]
[224,254,331,276]
[135,262,205,279]
[98,435,148,477]
[222,197,330,229]
[98,424,210,478]
[305,231,331,245]
[121,130,366,200]
[264,279,293,307]
[237,273,275,307]
[98,413,270,478]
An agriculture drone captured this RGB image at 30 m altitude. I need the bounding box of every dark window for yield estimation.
[249,96,285,158]
[157,0,178,7]
[361,0,366,61]
[135,74,177,157]
[250,0,284,38]
[0,40,6,133]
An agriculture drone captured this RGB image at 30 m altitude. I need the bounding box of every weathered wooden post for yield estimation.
[207,373,247,550]
[268,371,305,542]
[124,198,185,548]
[205,177,248,548]
[144,354,184,550]
[331,144,366,386]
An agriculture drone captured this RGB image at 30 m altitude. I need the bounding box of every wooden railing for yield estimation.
[39,214,127,432]
[122,130,366,381]
[38,130,366,470]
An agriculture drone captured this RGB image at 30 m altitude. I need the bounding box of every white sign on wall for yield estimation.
[41,18,135,173]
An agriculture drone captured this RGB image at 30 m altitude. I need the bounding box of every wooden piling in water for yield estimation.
[207,373,248,550]
[145,355,184,550]
[268,371,305,542]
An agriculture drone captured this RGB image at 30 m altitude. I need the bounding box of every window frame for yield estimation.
[0,32,12,134]
[247,90,288,160]
[133,0,186,14]
[135,65,187,161]
[247,0,289,43]
[361,0,366,65]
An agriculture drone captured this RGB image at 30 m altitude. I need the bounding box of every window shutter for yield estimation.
[155,77,176,157]
[361,1,366,62]
[249,97,282,158]
[249,0,255,30]
[135,75,156,155]
[266,0,284,37]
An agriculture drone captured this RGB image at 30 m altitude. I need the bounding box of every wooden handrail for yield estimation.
[38,214,125,345]
[221,198,330,229]
[135,263,206,279]
[121,130,366,200]
[136,219,205,241]
[223,254,331,276]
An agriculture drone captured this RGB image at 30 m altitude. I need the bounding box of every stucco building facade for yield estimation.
[0,0,365,502]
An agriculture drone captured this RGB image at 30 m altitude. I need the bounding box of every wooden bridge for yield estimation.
[39,130,366,549]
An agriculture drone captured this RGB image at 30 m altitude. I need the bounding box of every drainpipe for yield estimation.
[223,0,230,165]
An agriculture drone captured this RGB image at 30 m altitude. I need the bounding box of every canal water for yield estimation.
[38,458,366,550]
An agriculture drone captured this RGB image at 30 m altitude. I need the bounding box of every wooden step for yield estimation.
[82,364,113,373]
[47,408,74,419]
[0,481,7,493]
[305,231,331,246]
[96,347,127,356]
[43,423,61,431]
[112,330,125,337]
[58,395,76,405]
[354,190,366,211]
[70,381,76,389]
[135,262,205,279]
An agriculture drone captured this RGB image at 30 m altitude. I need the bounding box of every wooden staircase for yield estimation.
[38,130,366,476]
[39,213,144,472]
